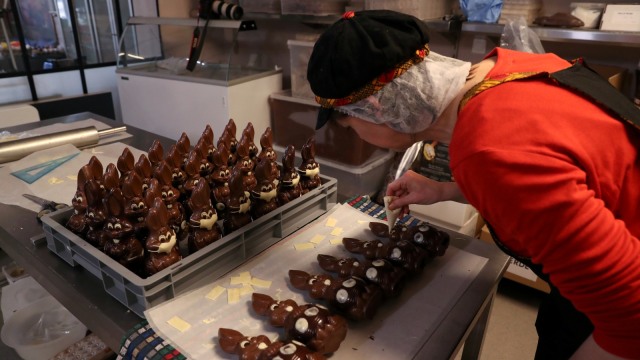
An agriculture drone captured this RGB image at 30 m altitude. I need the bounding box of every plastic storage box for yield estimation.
[274,144,394,202]
[287,39,315,100]
[281,0,347,15]
[365,0,451,19]
[41,176,337,318]
[270,90,385,166]
[239,0,281,14]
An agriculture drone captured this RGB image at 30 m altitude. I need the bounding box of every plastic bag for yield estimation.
[459,0,503,23]
[500,17,545,54]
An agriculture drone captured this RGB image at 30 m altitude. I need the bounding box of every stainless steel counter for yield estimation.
[0,112,510,359]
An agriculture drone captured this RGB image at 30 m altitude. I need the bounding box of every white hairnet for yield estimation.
[335,52,471,133]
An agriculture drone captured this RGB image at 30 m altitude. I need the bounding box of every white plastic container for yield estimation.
[409,201,478,228]
[1,296,87,360]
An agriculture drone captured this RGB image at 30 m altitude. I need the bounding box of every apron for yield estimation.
[461,59,640,359]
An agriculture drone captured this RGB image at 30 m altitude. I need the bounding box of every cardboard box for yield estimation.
[590,63,627,91]
[479,225,550,293]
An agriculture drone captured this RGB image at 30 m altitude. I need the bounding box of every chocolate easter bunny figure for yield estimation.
[240,122,258,160]
[187,180,222,254]
[192,138,214,179]
[117,147,135,184]
[182,149,205,216]
[250,158,279,219]
[252,293,348,354]
[103,188,145,274]
[152,161,185,238]
[165,144,188,201]
[218,328,326,360]
[369,221,450,258]
[144,196,182,276]
[175,132,191,168]
[102,163,120,194]
[317,254,407,298]
[233,134,257,193]
[121,171,149,239]
[66,164,94,236]
[147,140,164,174]
[298,137,321,194]
[257,127,280,183]
[217,119,238,166]
[277,145,302,206]
[342,237,428,275]
[84,179,108,249]
[210,143,231,215]
[288,270,383,321]
[223,166,252,234]
[134,154,153,195]
[200,124,217,163]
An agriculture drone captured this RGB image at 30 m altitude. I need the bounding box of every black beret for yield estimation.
[307,10,430,129]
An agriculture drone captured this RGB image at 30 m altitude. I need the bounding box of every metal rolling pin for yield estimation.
[0,126,127,164]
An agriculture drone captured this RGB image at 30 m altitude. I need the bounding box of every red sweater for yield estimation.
[450,48,640,358]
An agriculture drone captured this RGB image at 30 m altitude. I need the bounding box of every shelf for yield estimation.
[461,22,640,48]
[126,16,257,31]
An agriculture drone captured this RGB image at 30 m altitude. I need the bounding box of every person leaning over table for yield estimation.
[306,9,640,360]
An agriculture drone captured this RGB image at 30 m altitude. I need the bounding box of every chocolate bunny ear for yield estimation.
[251,292,276,316]
[188,180,210,210]
[260,127,273,149]
[236,134,250,158]
[105,188,126,217]
[88,156,104,180]
[369,222,390,238]
[282,145,296,168]
[134,154,152,178]
[342,238,367,253]
[103,163,120,192]
[145,178,160,205]
[194,136,209,160]
[184,150,202,178]
[317,254,339,272]
[165,144,182,169]
[217,328,246,354]
[122,171,143,198]
[201,124,214,146]
[254,157,272,183]
[289,269,312,290]
[176,132,191,156]
[228,167,245,195]
[117,147,135,175]
[226,118,237,138]
[77,164,93,191]
[84,179,105,207]
[153,161,173,186]
[241,122,255,142]
[301,136,316,160]
[212,143,229,168]
[147,197,169,232]
[148,140,164,167]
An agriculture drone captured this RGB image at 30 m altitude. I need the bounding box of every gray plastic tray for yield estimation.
[41,175,337,318]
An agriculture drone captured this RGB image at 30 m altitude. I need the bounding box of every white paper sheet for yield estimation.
[145,204,488,359]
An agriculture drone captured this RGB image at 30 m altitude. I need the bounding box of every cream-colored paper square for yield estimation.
[325,217,338,227]
[294,243,315,250]
[330,227,343,236]
[310,234,325,244]
[250,277,272,288]
[205,285,226,301]
[167,316,191,332]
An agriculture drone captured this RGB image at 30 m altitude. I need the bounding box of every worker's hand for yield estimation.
[386,170,467,217]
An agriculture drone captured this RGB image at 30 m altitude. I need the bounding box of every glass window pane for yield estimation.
[0,2,27,74]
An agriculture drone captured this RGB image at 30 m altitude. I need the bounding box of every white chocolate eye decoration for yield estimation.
[269,303,278,311]
[353,261,360,267]
[308,277,317,285]
[225,169,230,176]
[107,223,114,230]
[138,201,145,208]
[295,318,309,333]
[342,278,356,288]
[159,234,166,241]
[240,340,250,348]
[414,233,424,243]
[391,247,402,259]
[377,242,384,247]
[142,184,149,191]
[88,212,95,218]
[199,164,206,171]
[336,289,349,303]
[114,223,122,230]
[161,191,167,198]
[172,173,178,180]
[219,171,225,177]
[166,231,172,238]
[304,307,319,316]
[201,211,208,218]
[372,259,385,267]
[131,203,138,210]
[168,190,174,197]
[366,267,378,280]
[243,160,249,167]
[208,210,214,217]
[75,195,83,202]
[261,185,269,192]
[279,343,297,355]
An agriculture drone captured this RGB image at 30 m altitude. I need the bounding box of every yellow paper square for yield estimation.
[206,285,226,301]
[250,277,272,289]
[167,316,191,332]
[227,288,241,304]
[239,284,254,297]
[230,271,252,285]
[294,243,315,250]
[330,227,343,236]
[310,234,325,244]
[330,237,343,245]
[325,217,337,227]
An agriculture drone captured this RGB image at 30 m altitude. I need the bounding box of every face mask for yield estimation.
[199,213,218,230]
[337,52,471,133]
[156,231,177,254]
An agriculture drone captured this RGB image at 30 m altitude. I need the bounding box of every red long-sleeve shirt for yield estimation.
[450,48,640,358]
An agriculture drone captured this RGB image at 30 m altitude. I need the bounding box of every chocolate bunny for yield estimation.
[288,269,383,321]
[298,137,321,194]
[187,180,222,254]
[147,140,164,174]
[233,134,257,193]
[220,118,239,155]
[369,221,450,258]
[252,292,347,354]
[175,132,191,168]
[342,237,428,275]
[66,163,96,236]
[103,187,145,274]
[218,328,326,360]
[257,127,280,185]
[199,124,217,163]
[240,122,258,160]
[83,178,108,249]
[223,166,252,234]
[102,163,120,193]
[144,196,182,276]
[151,161,185,238]
[317,254,407,298]
[165,144,188,200]
[121,171,149,239]
[210,143,231,215]
[134,154,153,195]
[250,157,279,219]
[277,145,302,206]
